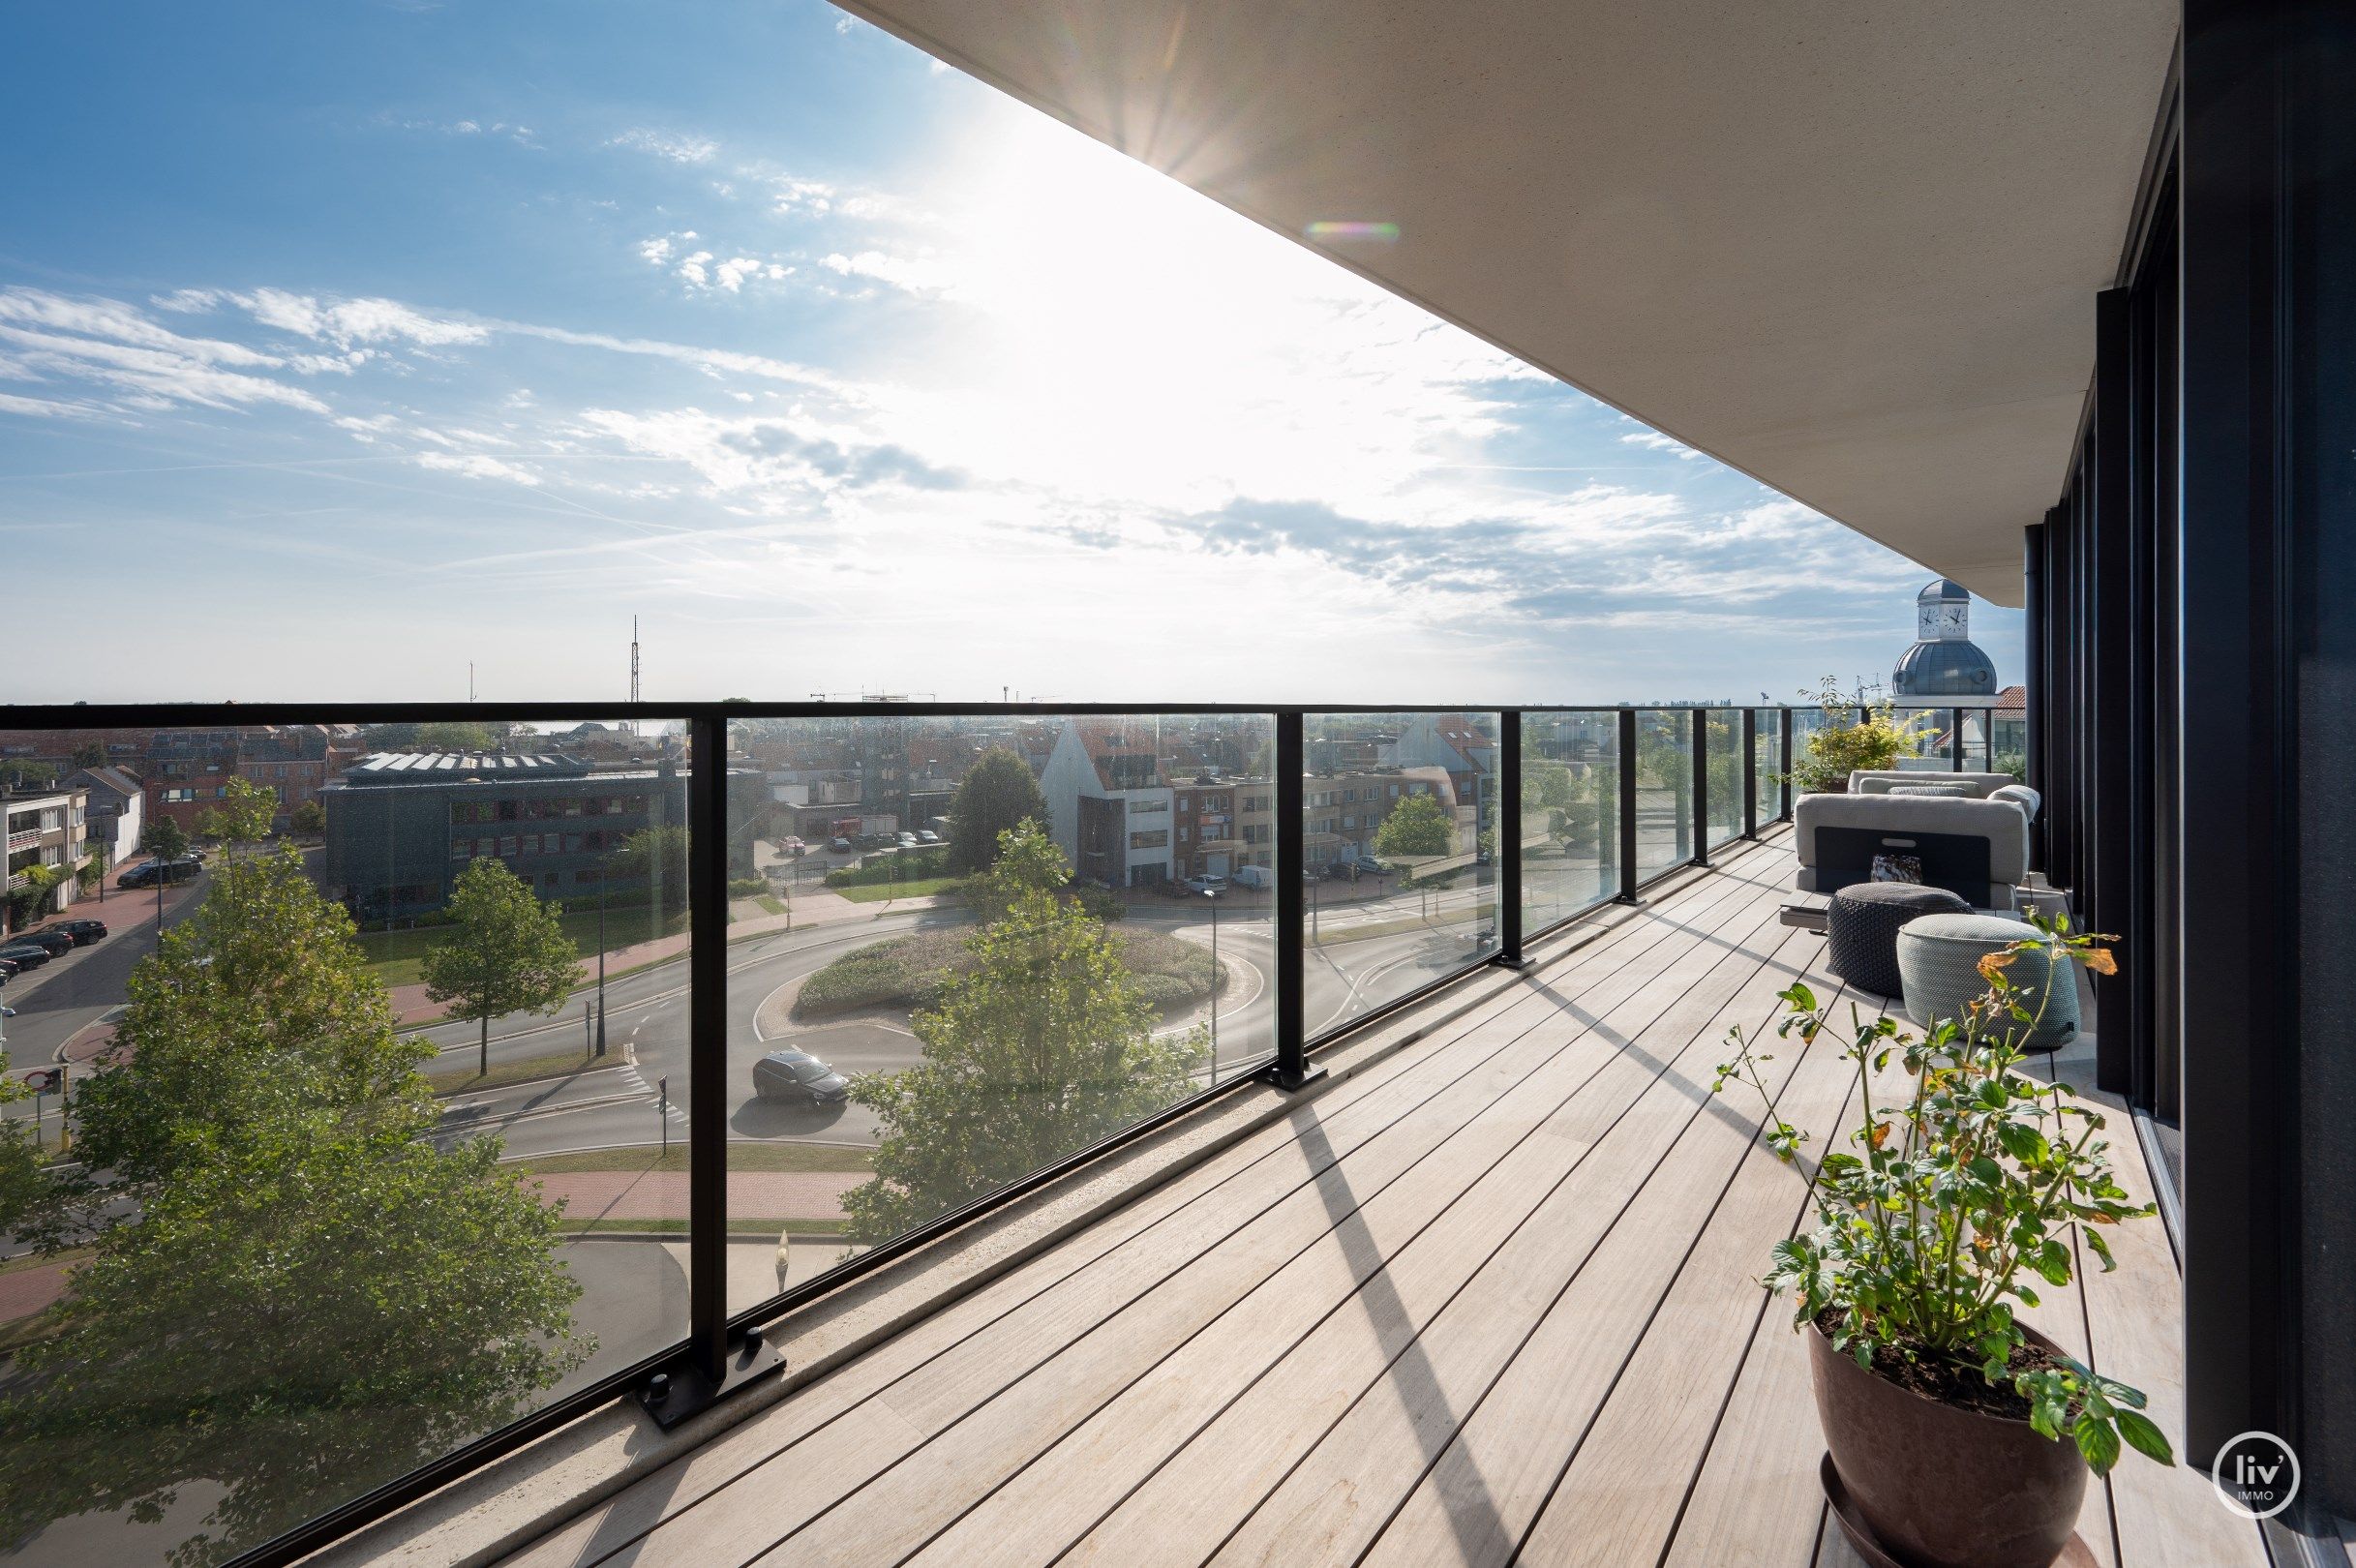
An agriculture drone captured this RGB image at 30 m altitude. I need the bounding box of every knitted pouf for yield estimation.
[1897,912,2080,1052]
[1826,881,1972,999]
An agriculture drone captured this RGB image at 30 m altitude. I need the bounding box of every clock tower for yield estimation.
[1891,579,1996,697]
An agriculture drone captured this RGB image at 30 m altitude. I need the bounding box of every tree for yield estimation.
[0,759,58,793]
[140,815,191,864]
[0,847,584,1566]
[947,748,1051,873]
[1374,792,1455,859]
[288,798,326,835]
[0,1049,39,1237]
[196,776,277,853]
[69,741,106,769]
[609,823,690,913]
[421,859,582,1076]
[414,719,498,753]
[5,863,61,928]
[841,824,1200,1242]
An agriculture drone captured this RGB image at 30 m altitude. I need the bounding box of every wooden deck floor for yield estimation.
[500,836,2267,1568]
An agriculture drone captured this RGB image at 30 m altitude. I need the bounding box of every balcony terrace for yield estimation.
[386,831,2250,1568]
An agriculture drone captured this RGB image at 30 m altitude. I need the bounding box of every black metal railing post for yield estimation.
[1778,706,1796,821]
[1741,707,1758,839]
[638,713,782,1431]
[686,716,730,1385]
[1689,707,1710,868]
[1615,708,1641,902]
[1495,710,1526,969]
[1951,706,1965,771]
[1261,710,1323,1091]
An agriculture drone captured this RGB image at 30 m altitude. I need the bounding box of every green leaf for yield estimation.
[2074,1411,2123,1475]
[2114,1409,2175,1466]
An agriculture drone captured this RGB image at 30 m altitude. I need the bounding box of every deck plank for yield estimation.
[1338,980,1872,1568]
[730,868,1795,1567]
[1200,977,1861,1563]
[493,841,2236,1568]
[930,916,1809,1568]
[502,861,1761,1568]
[604,859,1783,1568]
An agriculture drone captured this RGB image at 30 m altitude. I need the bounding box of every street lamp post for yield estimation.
[595,889,609,1057]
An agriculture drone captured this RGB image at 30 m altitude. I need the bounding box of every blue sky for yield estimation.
[0,0,2017,707]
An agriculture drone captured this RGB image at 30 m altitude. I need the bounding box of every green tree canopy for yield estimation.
[69,741,106,769]
[0,1052,38,1237]
[1,847,584,1566]
[841,823,1200,1243]
[139,815,191,863]
[1373,791,1455,859]
[414,719,498,753]
[609,822,689,912]
[288,798,326,834]
[947,748,1051,873]
[421,858,582,1075]
[195,776,277,852]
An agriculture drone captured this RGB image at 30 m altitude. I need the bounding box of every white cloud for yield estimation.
[414,450,540,485]
[1618,430,1704,461]
[607,128,718,165]
[818,250,962,297]
[0,286,331,414]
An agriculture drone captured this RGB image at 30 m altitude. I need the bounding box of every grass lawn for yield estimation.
[426,1045,613,1097]
[831,875,965,904]
[512,1143,873,1175]
[798,920,1221,1019]
[357,903,690,986]
[754,893,789,917]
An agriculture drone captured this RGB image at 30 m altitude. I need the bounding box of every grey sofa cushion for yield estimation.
[1849,770,2018,799]
[1888,783,1975,797]
[1988,783,2042,820]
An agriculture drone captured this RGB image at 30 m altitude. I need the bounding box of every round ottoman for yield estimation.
[1826,882,1972,999]
[1896,912,2080,1052]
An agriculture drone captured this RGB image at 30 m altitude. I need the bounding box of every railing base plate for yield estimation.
[1258,1060,1329,1093]
[637,1336,784,1432]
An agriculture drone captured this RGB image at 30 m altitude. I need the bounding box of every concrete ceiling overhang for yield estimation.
[837,0,2177,606]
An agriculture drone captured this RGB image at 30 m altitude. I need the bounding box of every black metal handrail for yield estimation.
[0,697,1795,1568]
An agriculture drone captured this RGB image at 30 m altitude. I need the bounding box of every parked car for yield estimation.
[828,835,854,854]
[1230,864,1274,890]
[1182,873,1228,893]
[750,1049,849,1106]
[118,857,201,889]
[779,835,806,858]
[21,929,76,957]
[895,831,920,849]
[0,957,19,980]
[916,829,942,845]
[55,918,108,946]
[0,943,52,970]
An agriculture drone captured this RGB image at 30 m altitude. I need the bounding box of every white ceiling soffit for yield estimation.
[838,0,2175,607]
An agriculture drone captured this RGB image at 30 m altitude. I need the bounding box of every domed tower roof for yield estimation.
[1918,577,1971,605]
[1893,639,1997,696]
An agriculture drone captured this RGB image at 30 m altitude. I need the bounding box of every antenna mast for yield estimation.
[629,617,642,733]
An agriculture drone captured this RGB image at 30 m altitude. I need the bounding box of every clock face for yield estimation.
[1921,602,1969,638]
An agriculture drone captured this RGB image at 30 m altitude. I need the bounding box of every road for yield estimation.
[428,874,1506,1166]
[6,858,1517,1172]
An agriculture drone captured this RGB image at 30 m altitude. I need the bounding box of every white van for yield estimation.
[1230,864,1274,890]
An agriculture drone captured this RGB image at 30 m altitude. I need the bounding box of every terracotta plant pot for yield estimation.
[1809,1323,2087,1568]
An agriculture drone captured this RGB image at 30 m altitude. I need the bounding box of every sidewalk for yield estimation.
[525,1168,864,1223]
[0,1258,73,1324]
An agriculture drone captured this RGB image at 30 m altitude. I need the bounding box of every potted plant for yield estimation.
[1713,922,2173,1568]
[1785,677,1921,793]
